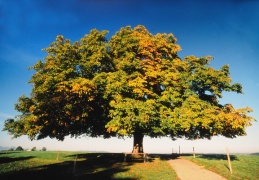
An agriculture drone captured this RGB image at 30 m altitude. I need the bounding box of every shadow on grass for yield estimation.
[198,154,238,161]
[0,156,35,164]
[181,153,238,161]
[144,153,180,161]
[0,153,144,180]
[0,151,21,155]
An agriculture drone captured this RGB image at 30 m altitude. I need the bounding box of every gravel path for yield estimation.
[168,157,227,180]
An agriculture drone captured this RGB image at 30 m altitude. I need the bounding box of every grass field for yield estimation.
[0,151,258,180]
[0,151,178,180]
[182,153,259,180]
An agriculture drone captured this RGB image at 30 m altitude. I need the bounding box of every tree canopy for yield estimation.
[3,25,255,152]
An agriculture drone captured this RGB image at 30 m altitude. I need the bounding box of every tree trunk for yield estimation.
[132,132,144,153]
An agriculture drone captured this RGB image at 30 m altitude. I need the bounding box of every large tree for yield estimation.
[3,25,255,153]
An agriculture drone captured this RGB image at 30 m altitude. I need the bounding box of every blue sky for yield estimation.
[0,0,258,153]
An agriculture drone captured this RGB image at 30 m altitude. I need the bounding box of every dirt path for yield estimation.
[168,157,227,180]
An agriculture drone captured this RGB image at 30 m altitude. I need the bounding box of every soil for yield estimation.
[168,156,227,180]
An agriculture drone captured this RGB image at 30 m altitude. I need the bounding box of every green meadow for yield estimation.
[0,151,177,180]
[0,151,258,179]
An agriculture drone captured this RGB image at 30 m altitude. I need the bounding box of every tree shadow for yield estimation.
[122,153,154,163]
[0,151,21,155]
[70,153,136,179]
[0,156,35,164]
[0,152,144,180]
[147,153,180,161]
[147,153,238,162]
[196,154,238,161]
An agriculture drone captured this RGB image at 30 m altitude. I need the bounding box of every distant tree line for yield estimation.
[2,146,47,151]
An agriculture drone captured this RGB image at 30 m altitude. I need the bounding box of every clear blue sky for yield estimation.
[0,0,258,154]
